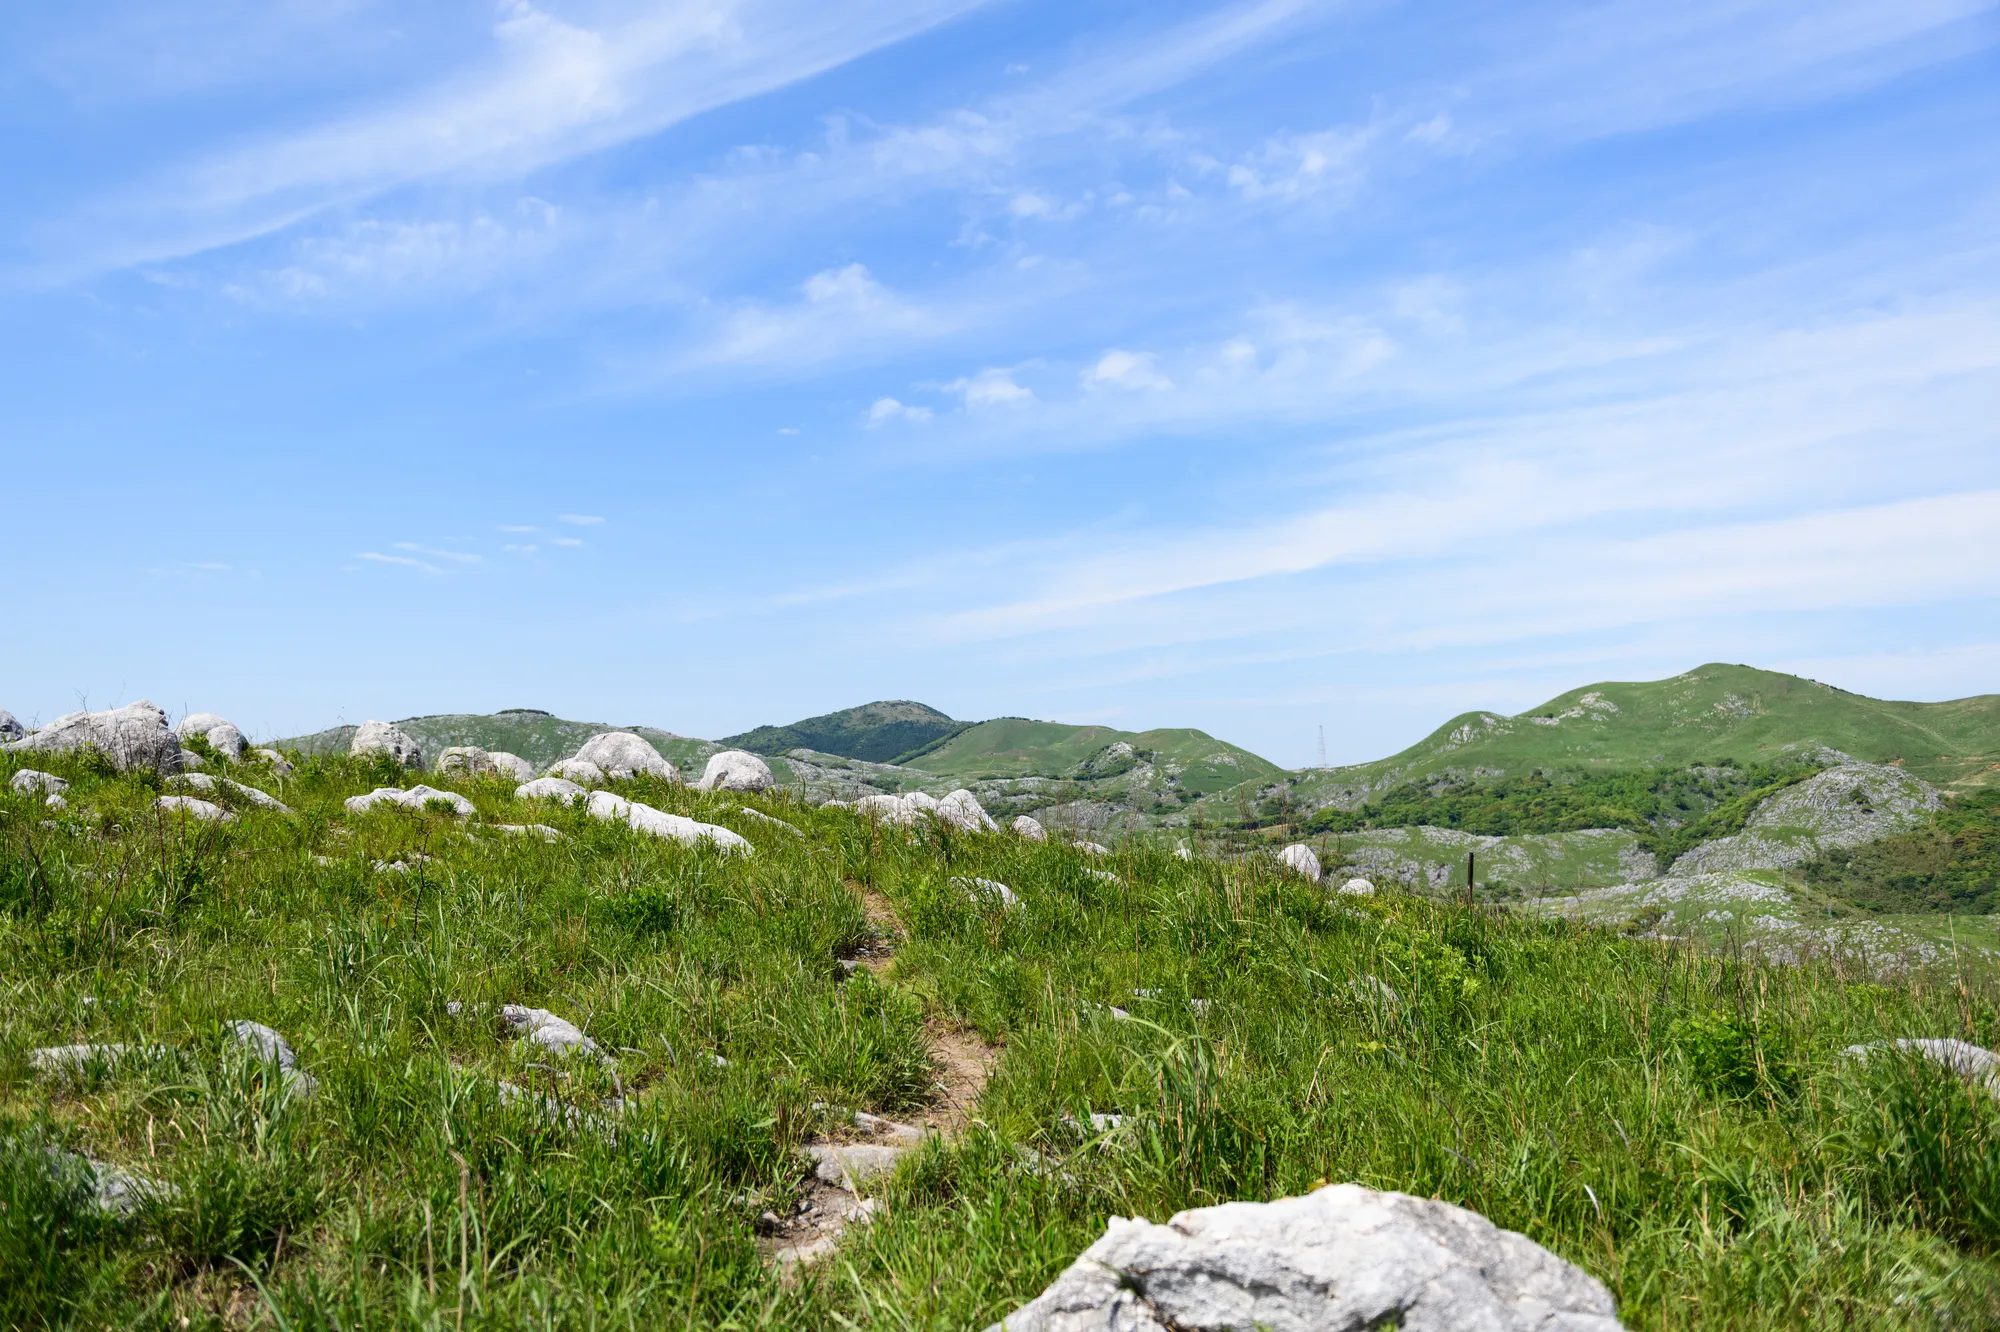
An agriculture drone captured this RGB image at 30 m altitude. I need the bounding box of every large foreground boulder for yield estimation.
[985,1183,1623,1331]
[350,720,422,768]
[0,709,27,742]
[5,700,182,773]
[573,732,678,781]
[438,747,534,781]
[697,749,774,792]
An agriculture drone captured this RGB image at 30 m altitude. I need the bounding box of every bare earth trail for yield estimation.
[758,880,1002,1272]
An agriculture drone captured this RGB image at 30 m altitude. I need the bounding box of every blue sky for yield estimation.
[4,0,1998,766]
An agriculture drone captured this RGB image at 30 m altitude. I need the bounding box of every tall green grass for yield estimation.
[2,749,1998,1328]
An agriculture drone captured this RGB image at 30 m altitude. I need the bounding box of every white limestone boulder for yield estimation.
[1278,843,1322,881]
[350,720,423,768]
[953,875,1020,909]
[1340,877,1376,897]
[437,746,497,776]
[1012,815,1048,842]
[937,789,999,833]
[585,790,751,855]
[545,758,606,784]
[155,795,234,822]
[11,770,67,795]
[1843,1037,2000,1095]
[856,792,918,826]
[516,776,588,804]
[1074,841,1111,858]
[166,773,292,813]
[345,785,477,817]
[0,709,24,743]
[573,732,677,781]
[6,700,183,773]
[697,749,774,793]
[253,748,295,775]
[983,1183,1624,1332]
[223,1020,317,1101]
[488,751,535,781]
[178,714,248,760]
[499,1005,602,1059]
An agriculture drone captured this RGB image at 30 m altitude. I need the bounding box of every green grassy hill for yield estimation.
[905,718,1284,793]
[6,746,2000,1327]
[1278,664,2000,814]
[722,700,969,764]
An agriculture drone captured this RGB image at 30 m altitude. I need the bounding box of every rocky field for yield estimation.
[4,701,2000,1328]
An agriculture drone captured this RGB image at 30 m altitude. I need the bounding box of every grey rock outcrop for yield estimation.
[516,776,588,804]
[155,795,235,822]
[253,748,295,775]
[166,773,292,813]
[1278,844,1321,881]
[0,709,24,742]
[488,751,534,781]
[11,770,68,795]
[1671,762,1942,877]
[573,732,677,781]
[1843,1037,2000,1095]
[6,700,183,773]
[1013,815,1048,842]
[1340,877,1376,896]
[223,1020,317,1101]
[178,714,248,760]
[953,875,1020,909]
[345,785,477,817]
[938,789,999,833]
[984,1183,1623,1332]
[585,790,752,855]
[697,749,774,792]
[544,758,607,784]
[499,1005,602,1060]
[350,720,422,768]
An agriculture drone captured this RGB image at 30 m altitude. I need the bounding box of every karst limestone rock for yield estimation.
[1074,840,1111,858]
[938,789,999,833]
[585,790,752,854]
[698,749,775,792]
[516,776,589,804]
[499,1005,604,1059]
[1340,877,1377,896]
[223,1020,318,1101]
[545,758,607,784]
[488,751,534,781]
[1277,843,1322,881]
[1013,815,1048,842]
[1670,761,1943,877]
[253,748,295,775]
[155,795,235,822]
[11,769,68,795]
[856,792,919,825]
[807,1143,908,1191]
[983,1183,1624,1332]
[345,785,477,817]
[167,773,292,813]
[177,713,249,760]
[953,875,1021,909]
[350,720,423,768]
[0,708,24,742]
[6,700,183,773]
[733,805,804,836]
[1843,1037,2000,1095]
[573,732,678,781]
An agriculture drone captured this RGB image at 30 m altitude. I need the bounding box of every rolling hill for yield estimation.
[721,700,968,764]
[1271,663,2000,815]
[904,718,1284,795]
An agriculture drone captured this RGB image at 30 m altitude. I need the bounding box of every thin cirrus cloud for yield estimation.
[36,0,995,275]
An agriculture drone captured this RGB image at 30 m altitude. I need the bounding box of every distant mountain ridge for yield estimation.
[1278,663,2000,816]
[721,700,968,764]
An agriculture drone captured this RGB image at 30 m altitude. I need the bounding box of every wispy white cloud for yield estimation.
[696,263,948,370]
[557,513,605,526]
[1081,348,1170,391]
[357,551,444,575]
[868,396,933,424]
[392,541,481,565]
[944,366,1035,407]
[45,0,994,274]
[551,536,584,547]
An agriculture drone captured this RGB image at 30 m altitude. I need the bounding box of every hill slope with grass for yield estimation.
[5,744,2000,1327]
[1263,664,2000,817]
[722,700,968,764]
[274,712,725,774]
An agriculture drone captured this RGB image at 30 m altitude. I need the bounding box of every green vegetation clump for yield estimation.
[1306,758,1826,867]
[1804,789,2000,915]
[3,748,2000,1328]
